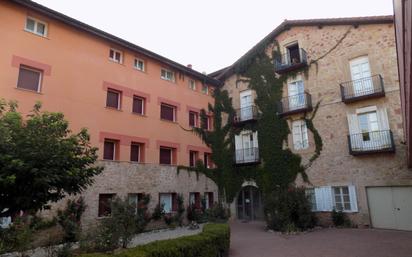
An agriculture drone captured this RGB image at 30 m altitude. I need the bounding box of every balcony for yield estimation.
[340,75,385,103]
[234,147,260,165]
[277,92,312,117]
[233,106,259,125]
[348,130,395,155]
[274,48,308,74]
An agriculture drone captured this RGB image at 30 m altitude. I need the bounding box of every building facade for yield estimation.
[214,16,412,230]
[0,0,219,227]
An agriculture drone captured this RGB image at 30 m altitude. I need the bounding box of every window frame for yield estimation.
[160,103,176,122]
[189,150,198,167]
[109,48,123,64]
[201,84,209,95]
[134,58,145,72]
[130,142,141,162]
[25,16,48,37]
[160,68,175,82]
[132,95,145,115]
[106,89,121,110]
[103,139,117,160]
[305,188,317,211]
[98,193,115,217]
[159,193,173,213]
[292,120,309,150]
[159,147,173,165]
[189,79,196,90]
[189,111,199,127]
[333,186,351,212]
[17,65,43,92]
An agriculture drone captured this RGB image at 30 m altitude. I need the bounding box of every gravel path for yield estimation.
[128,223,204,247]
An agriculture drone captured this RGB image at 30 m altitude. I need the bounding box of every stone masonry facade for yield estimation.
[222,22,412,227]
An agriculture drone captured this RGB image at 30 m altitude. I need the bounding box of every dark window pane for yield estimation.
[160,148,172,164]
[189,151,197,167]
[104,141,115,160]
[172,193,178,211]
[17,66,41,91]
[130,144,140,162]
[204,153,209,168]
[106,90,119,109]
[201,116,209,130]
[189,112,197,127]
[133,97,144,114]
[98,194,114,217]
[208,192,214,208]
[161,104,175,121]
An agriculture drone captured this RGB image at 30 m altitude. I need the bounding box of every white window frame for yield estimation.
[201,84,209,95]
[109,48,123,63]
[134,58,145,71]
[25,16,48,37]
[305,188,317,211]
[17,65,43,93]
[104,139,117,161]
[128,193,140,214]
[107,89,121,110]
[161,68,175,82]
[292,120,309,150]
[332,186,352,212]
[159,193,173,213]
[133,96,145,115]
[189,79,196,90]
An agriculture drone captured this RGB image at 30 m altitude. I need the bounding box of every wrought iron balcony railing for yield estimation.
[277,92,312,117]
[340,75,385,103]
[274,48,308,74]
[348,130,395,155]
[233,106,259,124]
[234,147,260,165]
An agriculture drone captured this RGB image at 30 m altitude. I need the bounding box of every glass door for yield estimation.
[350,56,372,96]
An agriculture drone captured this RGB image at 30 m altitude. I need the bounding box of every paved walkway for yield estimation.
[229,221,412,257]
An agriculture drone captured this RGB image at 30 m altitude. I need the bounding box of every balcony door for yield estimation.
[350,56,373,96]
[240,90,253,121]
[288,79,305,110]
[235,131,258,163]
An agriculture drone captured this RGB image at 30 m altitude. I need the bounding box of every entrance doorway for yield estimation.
[237,186,263,220]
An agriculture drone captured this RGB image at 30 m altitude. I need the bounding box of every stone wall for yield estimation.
[222,22,412,226]
[41,161,218,228]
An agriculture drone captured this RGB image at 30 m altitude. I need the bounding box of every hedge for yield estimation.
[79,223,230,257]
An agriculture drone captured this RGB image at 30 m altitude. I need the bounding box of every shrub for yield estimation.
[206,203,230,222]
[151,203,164,221]
[135,194,151,233]
[30,215,57,231]
[173,194,185,226]
[332,209,351,227]
[0,218,32,254]
[186,205,203,223]
[78,223,230,257]
[265,187,316,232]
[57,197,86,242]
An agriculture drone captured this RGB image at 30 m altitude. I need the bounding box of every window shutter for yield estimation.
[348,185,358,212]
[323,186,333,211]
[292,121,302,149]
[17,67,41,91]
[104,141,115,160]
[130,144,140,162]
[315,187,333,211]
[159,148,172,164]
[347,114,361,134]
[161,104,175,121]
[377,108,390,130]
[133,97,143,114]
[252,131,259,148]
[106,90,120,109]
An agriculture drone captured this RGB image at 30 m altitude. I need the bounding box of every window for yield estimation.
[98,194,115,217]
[292,120,308,150]
[160,103,176,122]
[189,80,196,90]
[17,65,42,92]
[128,193,143,214]
[25,17,47,37]
[161,68,175,82]
[109,48,123,63]
[358,111,379,141]
[130,143,142,162]
[201,115,210,130]
[106,89,121,109]
[305,188,317,211]
[132,96,145,115]
[189,150,198,167]
[333,186,351,211]
[189,192,201,209]
[205,192,214,209]
[159,193,176,213]
[204,153,212,168]
[159,147,173,165]
[189,111,198,127]
[201,84,209,95]
[103,140,117,160]
[286,43,301,64]
[134,58,145,71]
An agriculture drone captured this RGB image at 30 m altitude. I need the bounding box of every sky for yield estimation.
[34,0,394,74]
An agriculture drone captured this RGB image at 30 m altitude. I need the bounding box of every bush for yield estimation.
[265,187,316,232]
[0,217,32,254]
[78,223,230,257]
[173,194,185,226]
[57,197,86,242]
[151,203,164,221]
[332,209,351,227]
[30,215,57,231]
[135,194,151,233]
[206,203,230,222]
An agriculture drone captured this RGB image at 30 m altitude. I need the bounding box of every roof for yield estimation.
[10,0,222,86]
[211,15,394,80]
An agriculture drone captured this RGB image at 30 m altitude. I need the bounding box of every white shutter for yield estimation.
[347,114,361,134]
[292,121,301,149]
[377,108,390,130]
[235,135,242,150]
[348,185,358,212]
[314,187,324,211]
[253,131,259,148]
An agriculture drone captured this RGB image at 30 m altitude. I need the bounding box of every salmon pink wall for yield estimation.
[0,2,215,166]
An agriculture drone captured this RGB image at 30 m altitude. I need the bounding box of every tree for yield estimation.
[0,100,102,217]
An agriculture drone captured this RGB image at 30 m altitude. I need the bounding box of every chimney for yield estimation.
[187,64,192,69]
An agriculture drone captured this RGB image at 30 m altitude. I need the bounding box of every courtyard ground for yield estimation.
[229,220,412,257]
